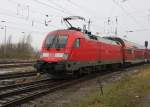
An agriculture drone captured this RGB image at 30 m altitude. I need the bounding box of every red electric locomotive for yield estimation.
[34,16,149,77]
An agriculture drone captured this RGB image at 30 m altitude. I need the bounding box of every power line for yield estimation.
[32,0,74,16]
[7,0,63,27]
[8,0,59,18]
[0,24,47,34]
[46,0,75,16]
[0,8,58,28]
[8,0,68,29]
[9,0,108,33]
[33,0,106,33]
[67,0,94,16]
[2,0,127,36]
[112,0,145,29]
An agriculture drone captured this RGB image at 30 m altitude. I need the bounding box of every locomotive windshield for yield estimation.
[44,35,68,49]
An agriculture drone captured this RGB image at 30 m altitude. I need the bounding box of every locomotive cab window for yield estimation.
[44,35,68,49]
[73,39,80,48]
[55,35,68,48]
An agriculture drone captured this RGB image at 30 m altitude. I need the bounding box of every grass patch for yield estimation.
[72,65,150,107]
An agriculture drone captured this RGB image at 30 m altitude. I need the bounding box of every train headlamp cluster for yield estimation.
[40,53,49,58]
[40,53,68,60]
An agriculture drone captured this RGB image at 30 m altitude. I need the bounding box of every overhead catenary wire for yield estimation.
[0,24,47,35]
[34,0,107,31]
[66,0,120,35]
[6,0,63,29]
[0,8,59,28]
[46,0,76,16]
[0,16,58,39]
[32,0,75,16]
[8,0,67,29]
[0,0,129,36]
[3,0,149,37]
[112,0,145,29]
[33,0,106,33]
[10,0,107,34]
[8,0,61,18]
[66,0,96,16]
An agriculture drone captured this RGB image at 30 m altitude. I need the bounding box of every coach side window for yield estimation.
[127,49,132,54]
[73,39,80,48]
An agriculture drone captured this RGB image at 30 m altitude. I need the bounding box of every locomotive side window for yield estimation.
[73,39,80,48]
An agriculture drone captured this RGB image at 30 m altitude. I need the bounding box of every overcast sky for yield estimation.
[0,0,150,49]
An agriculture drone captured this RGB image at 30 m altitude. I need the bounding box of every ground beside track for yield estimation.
[0,66,42,87]
[71,64,150,107]
[20,64,150,107]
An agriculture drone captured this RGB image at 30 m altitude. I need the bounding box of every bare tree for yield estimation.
[0,34,39,59]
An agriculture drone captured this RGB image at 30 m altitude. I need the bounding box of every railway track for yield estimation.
[0,64,146,107]
[0,78,65,107]
[0,71,38,80]
[0,60,35,64]
[0,62,35,68]
[0,71,106,107]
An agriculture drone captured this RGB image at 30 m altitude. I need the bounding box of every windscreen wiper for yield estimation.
[47,36,57,49]
[55,36,61,51]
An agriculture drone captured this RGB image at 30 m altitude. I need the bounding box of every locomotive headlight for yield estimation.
[40,53,49,58]
[40,52,68,60]
[55,53,68,60]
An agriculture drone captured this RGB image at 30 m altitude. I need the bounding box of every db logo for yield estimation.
[49,53,55,57]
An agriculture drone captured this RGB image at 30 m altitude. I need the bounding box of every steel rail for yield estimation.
[0,73,101,107]
[0,78,52,91]
[0,63,146,107]
[0,71,38,80]
[0,79,62,99]
[0,62,34,68]
[0,61,35,64]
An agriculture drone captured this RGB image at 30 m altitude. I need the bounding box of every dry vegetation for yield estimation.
[0,35,40,59]
[73,65,150,107]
